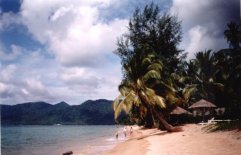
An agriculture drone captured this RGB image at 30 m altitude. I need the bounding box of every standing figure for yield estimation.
[123,127,127,137]
[115,131,119,140]
[130,126,133,135]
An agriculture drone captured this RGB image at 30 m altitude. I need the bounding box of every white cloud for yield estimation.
[59,64,121,98]
[0,82,14,98]
[170,0,239,59]
[0,44,22,61]
[25,78,50,94]
[0,44,121,104]
[186,25,225,56]
[0,64,17,82]
[0,46,60,104]
[0,77,54,104]
[0,82,8,94]
[0,12,21,30]
[1,0,127,104]
[60,67,100,92]
[20,0,128,67]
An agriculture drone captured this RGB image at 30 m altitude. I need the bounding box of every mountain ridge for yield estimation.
[0,99,115,125]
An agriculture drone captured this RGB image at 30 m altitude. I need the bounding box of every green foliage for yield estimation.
[114,3,241,130]
[224,22,241,49]
[113,3,185,130]
[204,120,241,132]
[1,100,115,125]
[182,84,198,102]
[115,3,184,75]
[184,22,241,119]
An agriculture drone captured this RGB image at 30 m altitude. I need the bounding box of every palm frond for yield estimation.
[119,84,131,96]
[154,95,166,108]
[183,84,198,101]
[142,57,152,66]
[145,87,156,104]
[143,70,160,81]
[114,91,136,119]
[165,92,179,104]
[137,78,144,89]
[144,87,166,108]
[114,101,125,120]
[158,81,177,93]
[113,94,122,111]
[210,82,224,91]
[133,96,141,107]
[147,62,163,71]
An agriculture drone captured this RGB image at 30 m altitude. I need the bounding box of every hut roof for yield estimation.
[188,99,217,109]
[170,106,192,115]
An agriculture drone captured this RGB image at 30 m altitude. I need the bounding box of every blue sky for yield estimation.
[0,0,239,105]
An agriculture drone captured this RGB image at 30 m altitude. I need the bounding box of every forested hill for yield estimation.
[0,99,115,125]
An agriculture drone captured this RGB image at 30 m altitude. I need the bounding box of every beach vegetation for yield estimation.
[185,22,241,120]
[113,3,241,131]
[113,3,185,131]
[204,120,241,132]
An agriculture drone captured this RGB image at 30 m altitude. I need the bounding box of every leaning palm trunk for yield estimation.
[144,108,155,128]
[139,91,181,132]
[138,92,155,128]
[153,109,182,132]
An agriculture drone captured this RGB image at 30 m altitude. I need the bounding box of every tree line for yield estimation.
[113,3,241,131]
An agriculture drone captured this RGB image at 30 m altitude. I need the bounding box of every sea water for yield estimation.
[1,125,125,155]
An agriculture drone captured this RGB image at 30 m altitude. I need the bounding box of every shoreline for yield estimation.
[72,126,128,155]
[102,125,148,155]
[103,124,241,155]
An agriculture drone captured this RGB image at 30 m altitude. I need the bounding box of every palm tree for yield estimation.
[113,51,181,132]
[186,50,225,103]
[113,4,186,131]
[224,22,241,49]
[213,49,241,118]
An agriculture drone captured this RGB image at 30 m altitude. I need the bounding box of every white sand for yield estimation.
[103,124,241,155]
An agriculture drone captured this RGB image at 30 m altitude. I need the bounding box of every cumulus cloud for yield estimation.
[60,67,100,93]
[0,82,14,98]
[59,65,121,96]
[1,0,127,104]
[170,0,240,59]
[0,45,61,104]
[20,0,128,67]
[0,44,22,61]
[7,0,238,104]
[0,44,121,104]
[0,78,54,104]
[0,64,17,82]
[0,11,21,30]
[186,25,226,55]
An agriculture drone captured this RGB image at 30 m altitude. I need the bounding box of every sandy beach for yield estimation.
[103,124,241,155]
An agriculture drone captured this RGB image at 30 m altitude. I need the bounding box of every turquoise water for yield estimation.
[1,125,124,155]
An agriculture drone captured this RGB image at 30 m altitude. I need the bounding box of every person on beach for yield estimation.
[115,131,119,140]
[130,126,133,135]
[123,127,127,137]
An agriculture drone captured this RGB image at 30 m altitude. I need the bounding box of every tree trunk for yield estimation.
[144,108,154,128]
[138,92,155,128]
[138,91,178,130]
[153,110,182,132]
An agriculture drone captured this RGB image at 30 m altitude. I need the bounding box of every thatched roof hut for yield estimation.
[188,99,217,109]
[170,106,192,115]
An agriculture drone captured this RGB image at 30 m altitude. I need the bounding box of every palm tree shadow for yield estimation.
[134,130,173,140]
